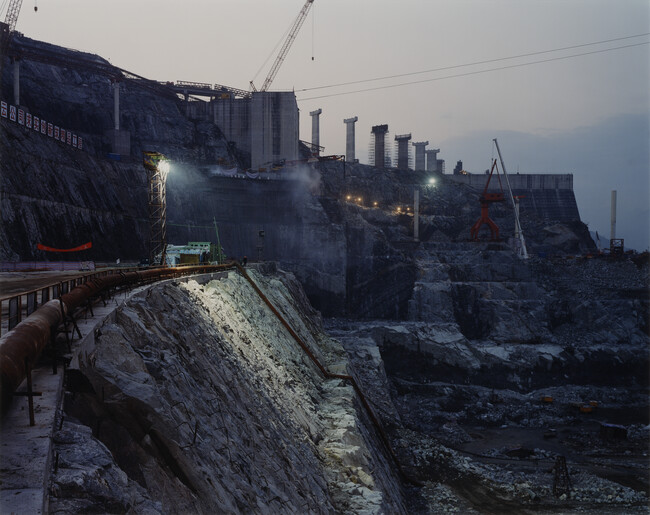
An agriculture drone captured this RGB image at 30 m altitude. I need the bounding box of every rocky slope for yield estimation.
[52,266,405,513]
[3,34,595,320]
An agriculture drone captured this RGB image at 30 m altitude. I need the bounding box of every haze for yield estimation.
[8,0,649,250]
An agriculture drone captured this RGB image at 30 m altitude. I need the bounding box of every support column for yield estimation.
[610,190,617,240]
[344,116,358,162]
[412,141,428,171]
[371,124,389,169]
[113,80,120,131]
[395,133,412,171]
[414,189,420,241]
[310,108,322,155]
[13,59,19,106]
[426,148,440,172]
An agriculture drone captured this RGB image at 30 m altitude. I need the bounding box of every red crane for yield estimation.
[470,159,505,241]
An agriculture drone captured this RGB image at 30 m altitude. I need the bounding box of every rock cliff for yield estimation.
[53,267,406,513]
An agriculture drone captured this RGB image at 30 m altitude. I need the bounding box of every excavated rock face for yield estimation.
[53,269,405,513]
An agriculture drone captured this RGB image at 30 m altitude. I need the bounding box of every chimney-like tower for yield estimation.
[412,141,428,171]
[370,124,389,168]
[310,108,322,155]
[395,133,412,170]
[344,116,358,162]
[426,148,440,172]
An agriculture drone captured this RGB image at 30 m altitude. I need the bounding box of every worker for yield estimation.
[241,256,248,267]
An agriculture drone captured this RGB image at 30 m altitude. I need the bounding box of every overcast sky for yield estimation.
[7,0,650,249]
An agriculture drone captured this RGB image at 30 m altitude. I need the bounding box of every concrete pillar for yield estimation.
[113,80,120,131]
[344,116,358,162]
[412,141,429,171]
[371,124,389,169]
[395,133,412,171]
[310,108,322,154]
[610,190,617,240]
[414,189,420,241]
[13,59,19,106]
[426,148,440,172]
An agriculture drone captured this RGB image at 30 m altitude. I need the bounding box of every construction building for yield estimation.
[369,124,390,169]
[426,148,444,173]
[186,90,300,170]
[394,133,412,170]
[412,141,428,171]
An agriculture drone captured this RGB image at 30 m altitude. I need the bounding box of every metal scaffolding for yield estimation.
[143,151,170,266]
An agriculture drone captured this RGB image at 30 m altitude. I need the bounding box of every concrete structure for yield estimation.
[13,58,19,105]
[414,189,420,241]
[611,190,617,240]
[310,108,322,155]
[209,91,299,170]
[426,148,440,172]
[370,125,389,169]
[250,92,300,170]
[212,94,252,161]
[104,79,131,156]
[412,141,428,171]
[395,133,412,171]
[449,173,580,221]
[453,160,463,175]
[344,116,358,162]
[113,80,120,130]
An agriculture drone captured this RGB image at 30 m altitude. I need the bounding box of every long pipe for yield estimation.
[0,264,235,412]
[234,263,420,486]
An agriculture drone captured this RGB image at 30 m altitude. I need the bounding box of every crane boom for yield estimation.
[3,0,23,33]
[258,0,314,92]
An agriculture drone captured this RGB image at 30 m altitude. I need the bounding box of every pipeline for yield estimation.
[0,263,236,413]
[233,263,420,486]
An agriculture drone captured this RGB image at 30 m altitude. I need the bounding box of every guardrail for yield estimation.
[0,268,138,337]
[0,263,236,415]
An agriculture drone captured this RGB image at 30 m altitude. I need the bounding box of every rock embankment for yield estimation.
[51,268,405,513]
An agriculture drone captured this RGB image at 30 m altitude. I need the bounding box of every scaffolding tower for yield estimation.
[369,124,391,168]
[143,151,170,266]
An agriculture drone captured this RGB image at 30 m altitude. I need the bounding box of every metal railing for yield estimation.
[0,268,138,337]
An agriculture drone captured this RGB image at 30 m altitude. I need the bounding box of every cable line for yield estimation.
[296,32,650,94]
[297,41,649,101]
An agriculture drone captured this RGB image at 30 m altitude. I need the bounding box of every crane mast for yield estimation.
[254,0,314,92]
[493,138,529,259]
[1,0,24,80]
[1,0,23,54]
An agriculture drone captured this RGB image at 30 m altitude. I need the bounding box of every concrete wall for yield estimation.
[448,173,574,190]
[212,96,251,155]
[250,92,299,169]
[449,173,579,221]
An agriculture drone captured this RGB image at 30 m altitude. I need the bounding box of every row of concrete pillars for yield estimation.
[309,108,442,171]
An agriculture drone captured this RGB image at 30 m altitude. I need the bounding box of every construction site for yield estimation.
[1,1,649,514]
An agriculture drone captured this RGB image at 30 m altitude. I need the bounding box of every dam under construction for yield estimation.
[1,7,649,515]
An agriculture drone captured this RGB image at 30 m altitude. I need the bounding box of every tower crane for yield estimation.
[250,0,314,92]
[1,0,37,78]
[1,0,24,59]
